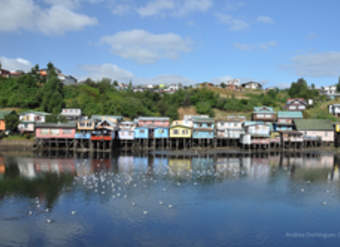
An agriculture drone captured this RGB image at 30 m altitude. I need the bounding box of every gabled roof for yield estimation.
[286,98,307,105]
[95,119,117,130]
[294,119,333,131]
[277,111,303,119]
[253,106,275,113]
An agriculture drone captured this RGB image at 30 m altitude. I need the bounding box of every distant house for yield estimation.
[284,98,308,111]
[294,119,334,143]
[60,75,77,85]
[328,104,340,117]
[241,81,262,90]
[225,79,240,90]
[10,70,25,78]
[0,68,10,78]
[216,115,246,139]
[18,111,50,133]
[321,85,336,96]
[60,108,82,121]
[252,106,276,122]
[274,111,303,131]
[35,123,76,139]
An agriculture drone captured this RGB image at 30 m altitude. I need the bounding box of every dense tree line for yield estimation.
[0,64,328,121]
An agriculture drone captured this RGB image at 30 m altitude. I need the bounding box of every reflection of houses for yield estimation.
[274,111,303,131]
[284,98,307,111]
[18,111,50,133]
[294,119,334,144]
[118,156,134,173]
[216,157,241,178]
[168,159,191,178]
[252,106,276,122]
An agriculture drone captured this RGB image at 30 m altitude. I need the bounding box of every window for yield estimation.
[41,129,49,135]
[51,129,60,135]
[174,130,179,135]
[140,129,145,134]
[63,129,73,135]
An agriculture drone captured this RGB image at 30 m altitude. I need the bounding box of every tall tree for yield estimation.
[4,111,19,133]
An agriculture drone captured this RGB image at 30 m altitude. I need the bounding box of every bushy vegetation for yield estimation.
[0,63,334,120]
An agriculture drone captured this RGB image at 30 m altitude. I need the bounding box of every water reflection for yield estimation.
[1,152,340,246]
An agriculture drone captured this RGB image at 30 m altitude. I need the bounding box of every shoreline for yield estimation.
[0,139,34,152]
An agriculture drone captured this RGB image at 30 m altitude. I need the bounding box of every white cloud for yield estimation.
[256,16,274,24]
[136,0,212,17]
[286,51,340,77]
[0,56,32,72]
[100,29,192,64]
[234,41,277,51]
[137,0,174,17]
[0,0,98,35]
[215,13,249,31]
[112,4,132,15]
[81,64,134,81]
[37,5,97,35]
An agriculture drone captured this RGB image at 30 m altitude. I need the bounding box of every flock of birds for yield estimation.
[24,158,336,224]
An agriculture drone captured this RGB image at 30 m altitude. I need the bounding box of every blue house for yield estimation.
[274,111,303,131]
[192,116,215,139]
[134,127,149,139]
[153,127,169,139]
[75,132,91,139]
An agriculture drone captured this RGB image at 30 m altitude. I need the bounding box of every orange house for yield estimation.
[0,111,10,132]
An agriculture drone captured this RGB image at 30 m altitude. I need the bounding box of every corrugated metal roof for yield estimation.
[294,119,333,131]
[277,111,303,119]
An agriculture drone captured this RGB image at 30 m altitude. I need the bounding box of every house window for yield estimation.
[140,129,145,134]
[174,130,179,135]
[63,129,73,135]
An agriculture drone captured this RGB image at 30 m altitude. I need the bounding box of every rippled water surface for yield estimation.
[1,152,340,247]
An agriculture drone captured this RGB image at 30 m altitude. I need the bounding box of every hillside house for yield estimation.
[329,104,340,117]
[18,111,50,133]
[241,81,262,90]
[252,106,276,122]
[0,68,10,78]
[60,108,82,121]
[321,85,336,96]
[294,119,334,144]
[274,111,303,131]
[285,98,307,111]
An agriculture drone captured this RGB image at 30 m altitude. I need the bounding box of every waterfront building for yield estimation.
[18,111,50,133]
[294,119,334,144]
[169,120,192,138]
[192,116,215,139]
[35,123,76,139]
[274,111,303,131]
[216,115,246,139]
[252,106,276,122]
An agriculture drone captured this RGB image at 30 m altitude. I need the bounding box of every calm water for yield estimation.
[1,152,340,247]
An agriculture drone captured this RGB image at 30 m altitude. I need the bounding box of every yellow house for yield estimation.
[170,120,192,138]
[77,120,95,131]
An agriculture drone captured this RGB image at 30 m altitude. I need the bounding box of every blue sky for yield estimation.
[1,0,340,88]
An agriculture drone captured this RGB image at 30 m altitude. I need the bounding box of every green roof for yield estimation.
[253,106,274,113]
[0,111,11,120]
[294,119,333,131]
[278,111,303,119]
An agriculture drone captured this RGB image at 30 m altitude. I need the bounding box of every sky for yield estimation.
[1,0,340,88]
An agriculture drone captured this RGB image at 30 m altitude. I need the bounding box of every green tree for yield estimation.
[4,111,19,133]
[336,77,340,92]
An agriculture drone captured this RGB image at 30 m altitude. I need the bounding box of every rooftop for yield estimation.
[294,119,333,131]
[277,111,303,119]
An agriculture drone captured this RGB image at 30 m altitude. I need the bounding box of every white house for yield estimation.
[321,85,337,96]
[18,111,50,133]
[60,108,82,121]
[329,104,340,117]
[241,81,262,90]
